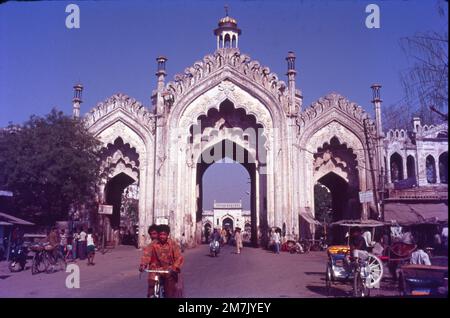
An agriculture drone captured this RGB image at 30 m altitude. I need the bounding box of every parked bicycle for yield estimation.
[31,243,66,275]
[140,269,171,298]
[299,239,312,253]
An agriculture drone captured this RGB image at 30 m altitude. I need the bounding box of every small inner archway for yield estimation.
[99,137,140,245]
[407,155,416,179]
[426,155,437,184]
[317,172,350,222]
[104,173,137,243]
[313,136,361,220]
[222,217,234,230]
[390,152,404,182]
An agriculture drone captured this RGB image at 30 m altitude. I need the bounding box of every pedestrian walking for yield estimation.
[272,229,281,254]
[79,227,87,260]
[113,227,120,247]
[221,228,227,245]
[65,235,74,261]
[86,228,96,266]
[72,230,79,260]
[180,233,186,253]
[59,229,68,257]
[234,227,243,254]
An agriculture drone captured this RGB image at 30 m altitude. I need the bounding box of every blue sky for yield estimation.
[0,0,446,209]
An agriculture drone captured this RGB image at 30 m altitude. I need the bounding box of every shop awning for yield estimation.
[383,202,448,226]
[0,212,34,226]
[299,208,321,225]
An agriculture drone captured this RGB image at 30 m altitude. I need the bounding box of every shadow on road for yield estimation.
[304,272,325,276]
[306,285,349,297]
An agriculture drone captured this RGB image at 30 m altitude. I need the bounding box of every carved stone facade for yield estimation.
[83,15,386,246]
[384,117,448,188]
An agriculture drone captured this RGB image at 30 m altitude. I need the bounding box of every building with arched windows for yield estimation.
[383,117,448,224]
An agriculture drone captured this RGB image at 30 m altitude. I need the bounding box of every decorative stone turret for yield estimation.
[286,51,297,115]
[214,6,241,49]
[72,83,83,119]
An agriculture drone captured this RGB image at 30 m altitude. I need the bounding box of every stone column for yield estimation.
[402,154,408,181]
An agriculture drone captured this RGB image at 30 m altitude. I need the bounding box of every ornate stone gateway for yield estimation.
[81,14,380,247]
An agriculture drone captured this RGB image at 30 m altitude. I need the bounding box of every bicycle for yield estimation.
[299,239,311,253]
[31,244,66,275]
[47,248,67,273]
[352,251,383,297]
[140,269,171,298]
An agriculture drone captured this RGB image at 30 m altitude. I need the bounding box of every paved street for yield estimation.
[0,244,398,298]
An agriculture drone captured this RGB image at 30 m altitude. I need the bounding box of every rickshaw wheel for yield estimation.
[366,254,384,288]
[325,264,332,296]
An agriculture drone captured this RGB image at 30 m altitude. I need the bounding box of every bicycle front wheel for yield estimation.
[353,271,369,297]
[152,281,160,298]
[56,252,67,271]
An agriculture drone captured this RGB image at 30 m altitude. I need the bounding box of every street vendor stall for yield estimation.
[0,212,35,261]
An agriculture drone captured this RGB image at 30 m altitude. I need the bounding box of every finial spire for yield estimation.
[224,5,229,16]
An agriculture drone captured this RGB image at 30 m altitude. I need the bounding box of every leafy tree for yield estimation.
[384,2,448,129]
[314,183,332,224]
[0,109,101,225]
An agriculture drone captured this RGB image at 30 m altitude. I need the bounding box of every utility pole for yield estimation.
[371,84,385,221]
[363,118,380,220]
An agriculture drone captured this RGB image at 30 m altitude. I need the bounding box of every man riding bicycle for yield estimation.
[139,224,159,297]
[143,224,184,298]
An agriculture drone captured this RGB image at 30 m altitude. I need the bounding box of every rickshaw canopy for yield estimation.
[330,219,388,228]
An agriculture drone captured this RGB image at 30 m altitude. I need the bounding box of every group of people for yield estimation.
[46,227,97,266]
[139,224,184,298]
[209,227,243,254]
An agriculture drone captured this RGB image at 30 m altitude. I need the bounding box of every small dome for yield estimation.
[214,14,241,36]
[219,15,237,25]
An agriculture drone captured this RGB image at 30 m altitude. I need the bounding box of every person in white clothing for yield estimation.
[362,229,375,248]
[272,229,281,254]
[442,227,448,249]
[86,228,96,266]
[79,228,87,260]
[410,242,431,266]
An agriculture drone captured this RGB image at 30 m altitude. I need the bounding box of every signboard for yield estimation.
[359,191,374,203]
[156,217,169,225]
[98,204,113,215]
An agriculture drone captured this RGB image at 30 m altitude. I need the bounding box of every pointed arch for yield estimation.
[390,152,404,182]
[426,155,437,184]
[439,152,448,184]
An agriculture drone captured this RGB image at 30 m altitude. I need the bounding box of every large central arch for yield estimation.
[168,94,273,246]
[196,139,259,246]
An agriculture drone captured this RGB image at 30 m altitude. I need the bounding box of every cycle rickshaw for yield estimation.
[325,220,386,297]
